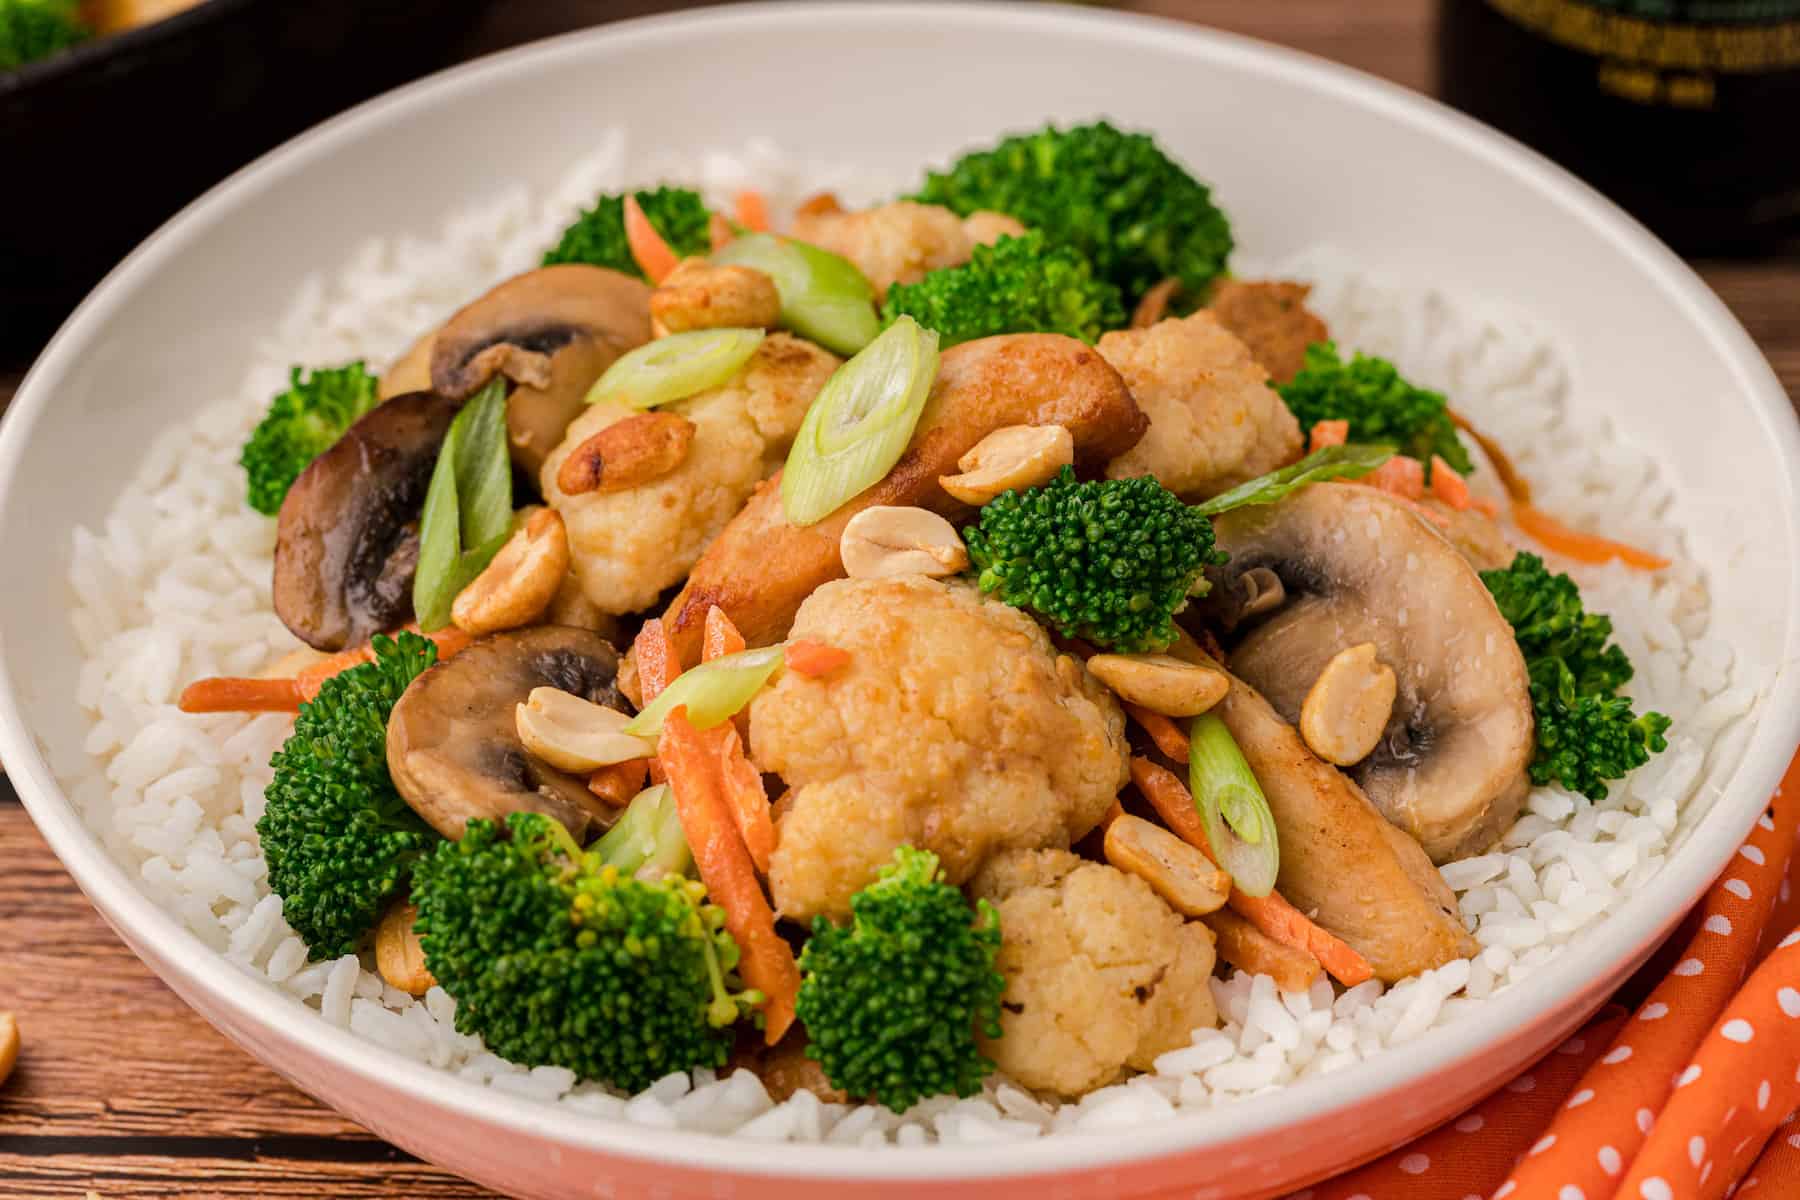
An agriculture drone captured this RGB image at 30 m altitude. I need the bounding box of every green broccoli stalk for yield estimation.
[911,121,1232,301]
[795,847,1004,1112]
[0,0,88,71]
[257,632,442,959]
[963,466,1226,654]
[411,812,754,1092]
[542,187,713,276]
[1481,552,1671,800]
[1275,342,1473,477]
[880,232,1125,346]
[240,362,380,516]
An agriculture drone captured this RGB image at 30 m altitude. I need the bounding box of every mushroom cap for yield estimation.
[428,265,652,476]
[385,625,627,842]
[273,390,461,651]
[1208,484,1533,863]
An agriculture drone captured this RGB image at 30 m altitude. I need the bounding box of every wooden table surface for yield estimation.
[1,2,1796,1196]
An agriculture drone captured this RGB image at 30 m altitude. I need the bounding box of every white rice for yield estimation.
[56,133,1762,1144]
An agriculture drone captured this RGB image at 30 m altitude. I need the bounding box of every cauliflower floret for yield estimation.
[1101,310,1303,500]
[790,201,1021,297]
[969,848,1219,1097]
[752,576,1128,921]
[542,333,839,614]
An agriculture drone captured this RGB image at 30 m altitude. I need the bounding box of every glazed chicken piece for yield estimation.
[790,200,1025,296]
[1101,310,1303,501]
[969,848,1219,1097]
[1205,279,1330,384]
[542,333,839,615]
[750,576,1129,922]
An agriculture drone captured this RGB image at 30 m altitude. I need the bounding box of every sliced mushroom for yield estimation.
[1208,484,1534,863]
[429,265,652,476]
[385,626,627,841]
[273,391,461,650]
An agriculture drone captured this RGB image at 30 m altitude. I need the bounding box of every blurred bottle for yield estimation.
[1437,0,1800,253]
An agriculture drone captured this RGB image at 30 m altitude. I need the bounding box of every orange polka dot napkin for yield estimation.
[1286,750,1800,1200]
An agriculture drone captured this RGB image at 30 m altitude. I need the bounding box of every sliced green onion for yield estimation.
[714,232,880,356]
[622,645,786,739]
[591,784,692,880]
[1192,443,1394,518]
[1189,713,1279,897]
[780,316,939,526]
[585,327,766,409]
[413,379,514,631]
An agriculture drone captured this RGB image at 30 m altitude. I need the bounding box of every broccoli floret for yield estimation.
[541,187,713,276]
[411,812,751,1093]
[911,121,1232,301]
[1481,552,1670,800]
[0,0,87,71]
[795,847,1004,1112]
[963,466,1226,654]
[1276,342,1473,477]
[257,633,441,959]
[240,362,380,516]
[880,232,1124,347]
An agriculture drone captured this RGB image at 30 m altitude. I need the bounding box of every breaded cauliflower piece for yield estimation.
[751,576,1129,921]
[789,201,1023,297]
[969,849,1219,1097]
[542,333,839,614]
[1101,310,1303,501]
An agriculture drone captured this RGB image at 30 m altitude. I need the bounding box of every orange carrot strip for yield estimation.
[1471,495,1502,518]
[1308,419,1349,452]
[1449,409,1533,504]
[587,759,648,808]
[632,618,681,704]
[623,195,680,284]
[1362,455,1424,500]
[294,625,473,703]
[660,708,798,1043]
[1129,757,1373,987]
[178,676,302,714]
[734,189,770,233]
[708,211,736,253]
[795,191,842,219]
[1429,457,1473,511]
[1513,503,1671,571]
[716,723,774,874]
[783,639,850,679]
[702,606,747,662]
[1127,704,1191,764]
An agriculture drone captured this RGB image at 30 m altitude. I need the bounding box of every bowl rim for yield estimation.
[3,0,1797,1182]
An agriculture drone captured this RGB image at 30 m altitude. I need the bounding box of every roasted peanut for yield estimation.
[1299,642,1397,766]
[1104,815,1230,917]
[452,507,570,636]
[0,1012,17,1087]
[938,424,1074,505]
[375,902,435,997]
[1087,652,1230,717]
[515,686,653,773]
[555,411,695,496]
[839,506,970,580]
[651,258,781,333]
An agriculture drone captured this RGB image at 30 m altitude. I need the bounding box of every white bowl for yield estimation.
[2,5,1797,1197]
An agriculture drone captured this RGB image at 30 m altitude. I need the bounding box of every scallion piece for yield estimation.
[714,232,879,356]
[585,327,766,409]
[1192,443,1394,518]
[1188,713,1280,897]
[412,380,514,631]
[591,784,692,880]
[780,315,939,526]
[621,645,786,739]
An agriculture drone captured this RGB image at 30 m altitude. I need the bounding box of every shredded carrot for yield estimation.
[294,626,472,703]
[1361,455,1424,500]
[1428,456,1473,510]
[1471,495,1502,518]
[1513,503,1670,570]
[622,194,680,284]
[632,619,681,704]
[1127,704,1191,764]
[587,758,648,808]
[734,189,771,233]
[1129,757,1373,987]
[708,211,735,253]
[783,639,851,678]
[659,708,798,1043]
[716,723,774,874]
[702,606,748,662]
[178,676,302,714]
[794,191,842,219]
[1308,419,1349,452]
[1449,409,1533,504]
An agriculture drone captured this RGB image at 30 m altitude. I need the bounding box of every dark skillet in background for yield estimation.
[0,0,498,355]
